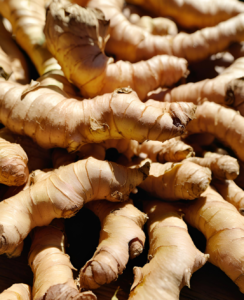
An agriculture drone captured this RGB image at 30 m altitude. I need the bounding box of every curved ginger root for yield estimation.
[44,0,188,100]
[183,186,244,293]
[29,220,96,300]
[0,284,31,300]
[129,200,208,300]
[79,199,147,289]
[0,157,149,257]
[139,161,211,201]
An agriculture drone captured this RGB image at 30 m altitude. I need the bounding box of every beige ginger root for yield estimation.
[44,0,188,100]
[79,199,147,289]
[0,157,149,257]
[183,186,244,293]
[0,284,31,300]
[139,161,211,201]
[129,199,208,300]
[29,219,96,300]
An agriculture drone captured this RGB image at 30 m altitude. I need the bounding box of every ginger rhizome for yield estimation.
[28,219,96,300]
[44,0,188,100]
[0,76,196,151]
[139,161,211,201]
[183,186,244,293]
[0,284,31,300]
[129,199,208,300]
[79,199,147,289]
[0,157,149,257]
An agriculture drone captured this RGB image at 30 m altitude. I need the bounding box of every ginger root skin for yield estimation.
[0,283,31,300]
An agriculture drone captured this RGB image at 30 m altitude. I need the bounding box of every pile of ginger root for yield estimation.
[2,0,244,299]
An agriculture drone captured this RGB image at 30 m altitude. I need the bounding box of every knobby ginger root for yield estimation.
[29,219,96,300]
[129,199,208,300]
[44,0,188,100]
[0,77,196,151]
[0,284,31,300]
[87,0,244,63]
[0,157,149,257]
[139,161,211,201]
[183,186,244,293]
[186,152,239,180]
[79,199,147,289]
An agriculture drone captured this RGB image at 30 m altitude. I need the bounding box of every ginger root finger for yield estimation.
[0,284,31,300]
[129,199,208,300]
[79,199,147,289]
[0,157,149,257]
[139,161,211,200]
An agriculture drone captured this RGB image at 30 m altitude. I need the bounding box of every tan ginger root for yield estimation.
[44,0,188,100]
[29,220,96,300]
[186,152,239,180]
[0,157,149,257]
[0,76,196,151]
[126,0,244,29]
[87,0,244,63]
[129,200,208,300]
[79,199,147,290]
[0,284,31,300]
[139,161,211,201]
[183,186,244,293]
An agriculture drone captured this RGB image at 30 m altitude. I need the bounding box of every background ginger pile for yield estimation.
[1,0,244,299]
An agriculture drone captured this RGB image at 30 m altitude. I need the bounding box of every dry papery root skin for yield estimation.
[87,0,244,63]
[0,157,149,257]
[79,199,147,289]
[0,283,31,300]
[29,219,96,300]
[129,199,208,300]
[183,186,244,293]
[44,0,188,100]
[0,76,196,151]
[139,161,211,201]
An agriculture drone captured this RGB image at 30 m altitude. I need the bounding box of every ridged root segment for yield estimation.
[129,200,208,300]
[0,157,149,257]
[126,0,244,29]
[0,283,31,300]
[186,101,244,162]
[0,79,196,151]
[183,186,244,293]
[139,161,211,201]
[0,136,29,186]
[79,200,147,289]
[29,220,96,300]
[87,0,244,63]
[44,0,188,100]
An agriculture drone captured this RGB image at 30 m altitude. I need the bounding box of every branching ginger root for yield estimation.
[129,199,208,300]
[44,0,188,100]
[29,219,96,300]
[139,161,211,201]
[79,199,147,289]
[0,284,31,300]
[0,157,149,257]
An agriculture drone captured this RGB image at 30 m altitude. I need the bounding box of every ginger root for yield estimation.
[0,284,31,300]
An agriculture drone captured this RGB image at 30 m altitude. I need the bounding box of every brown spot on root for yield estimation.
[138,161,150,180]
[115,87,133,94]
[225,77,244,106]
[172,116,185,129]
[129,238,144,259]
[0,66,11,80]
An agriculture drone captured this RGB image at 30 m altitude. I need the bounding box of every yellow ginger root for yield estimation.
[0,284,31,300]
[212,179,244,215]
[0,157,149,257]
[87,0,244,63]
[183,186,244,293]
[0,77,196,151]
[0,0,60,75]
[139,161,211,201]
[79,199,147,289]
[0,136,29,186]
[126,0,244,29]
[186,152,239,180]
[44,0,188,100]
[29,220,96,300]
[129,200,208,300]
[186,101,244,162]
